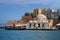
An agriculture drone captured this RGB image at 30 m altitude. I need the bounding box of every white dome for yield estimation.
[29,20,33,23]
[37,14,47,22]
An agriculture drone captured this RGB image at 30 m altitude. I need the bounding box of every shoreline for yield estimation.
[0,26,59,30]
[5,29,58,30]
[0,26,4,28]
[5,27,58,30]
[0,27,59,31]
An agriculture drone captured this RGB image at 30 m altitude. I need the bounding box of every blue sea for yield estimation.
[0,23,5,26]
[0,29,60,40]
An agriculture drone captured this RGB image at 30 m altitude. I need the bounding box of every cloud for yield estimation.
[0,0,60,8]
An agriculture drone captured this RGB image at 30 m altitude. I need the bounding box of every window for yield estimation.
[38,23,40,27]
[33,23,36,27]
[42,23,44,27]
[29,23,31,28]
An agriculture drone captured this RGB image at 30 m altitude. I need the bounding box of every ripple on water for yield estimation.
[0,29,60,40]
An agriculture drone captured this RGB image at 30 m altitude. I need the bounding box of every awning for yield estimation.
[56,23,60,25]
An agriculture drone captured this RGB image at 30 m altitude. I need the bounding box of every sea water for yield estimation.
[0,29,60,40]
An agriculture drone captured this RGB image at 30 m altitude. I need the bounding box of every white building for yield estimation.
[26,14,51,29]
[45,9,59,20]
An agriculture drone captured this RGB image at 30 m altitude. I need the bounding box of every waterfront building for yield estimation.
[26,14,51,29]
[56,23,60,29]
[15,23,27,29]
[48,19,54,28]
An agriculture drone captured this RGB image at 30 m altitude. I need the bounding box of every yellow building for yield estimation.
[48,19,54,28]
[33,8,45,17]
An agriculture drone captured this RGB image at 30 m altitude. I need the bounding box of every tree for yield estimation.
[25,12,33,16]
[25,12,31,16]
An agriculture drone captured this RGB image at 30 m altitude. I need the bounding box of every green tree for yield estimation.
[25,12,33,16]
[25,12,30,16]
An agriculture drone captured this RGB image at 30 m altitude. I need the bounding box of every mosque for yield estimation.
[26,14,55,29]
[25,8,57,29]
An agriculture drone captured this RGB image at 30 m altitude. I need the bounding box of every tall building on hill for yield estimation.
[45,8,59,20]
[33,8,45,18]
[44,8,52,19]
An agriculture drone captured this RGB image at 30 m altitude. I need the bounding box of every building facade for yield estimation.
[33,8,45,18]
[26,14,52,29]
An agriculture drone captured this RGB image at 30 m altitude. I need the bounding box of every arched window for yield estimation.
[42,23,44,27]
[29,23,31,28]
[38,23,40,27]
[33,23,36,27]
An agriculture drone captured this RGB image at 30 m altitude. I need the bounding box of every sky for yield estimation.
[0,0,60,24]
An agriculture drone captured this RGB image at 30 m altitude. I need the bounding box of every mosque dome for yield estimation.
[37,14,47,22]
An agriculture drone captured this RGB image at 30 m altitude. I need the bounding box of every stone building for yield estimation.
[26,14,53,29]
[22,16,33,23]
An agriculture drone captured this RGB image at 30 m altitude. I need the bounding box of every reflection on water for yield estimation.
[0,29,60,40]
